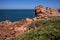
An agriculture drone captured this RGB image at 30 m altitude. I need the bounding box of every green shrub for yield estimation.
[12,17,60,40]
[21,20,60,40]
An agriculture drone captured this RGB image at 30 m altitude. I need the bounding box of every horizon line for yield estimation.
[0,9,34,10]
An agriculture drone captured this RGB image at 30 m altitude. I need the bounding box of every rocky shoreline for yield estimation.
[0,5,60,40]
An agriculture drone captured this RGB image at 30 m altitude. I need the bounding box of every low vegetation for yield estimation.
[13,16,60,40]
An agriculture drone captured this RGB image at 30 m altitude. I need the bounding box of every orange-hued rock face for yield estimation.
[35,5,60,20]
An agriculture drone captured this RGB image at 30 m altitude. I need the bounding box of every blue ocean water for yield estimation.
[0,9,35,21]
[58,9,60,12]
[0,9,60,22]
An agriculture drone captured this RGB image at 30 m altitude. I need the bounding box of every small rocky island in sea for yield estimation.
[0,5,60,40]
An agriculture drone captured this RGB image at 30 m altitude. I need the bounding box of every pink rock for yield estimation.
[34,5,60,20]
[25,18,33,22]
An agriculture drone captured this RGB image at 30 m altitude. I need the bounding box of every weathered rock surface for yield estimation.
[0,18,33,40]
[35,5,60,20]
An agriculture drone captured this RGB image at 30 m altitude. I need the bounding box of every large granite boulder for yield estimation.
[35,5,48,20]
[35,5,60,20]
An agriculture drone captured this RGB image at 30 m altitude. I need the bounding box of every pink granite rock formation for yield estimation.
[35,5,60,20]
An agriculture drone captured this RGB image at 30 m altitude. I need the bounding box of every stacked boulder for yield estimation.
[34,5,60,20]
[35,5,48,20]
[46,7,59,16]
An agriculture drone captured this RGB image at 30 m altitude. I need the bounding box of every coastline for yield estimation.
[0,5,60,40]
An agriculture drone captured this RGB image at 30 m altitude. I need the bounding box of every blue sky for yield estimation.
[0,0,60,9]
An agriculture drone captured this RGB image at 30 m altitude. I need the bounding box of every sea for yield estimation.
[0,9,60,22]
[0,9,35,22]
